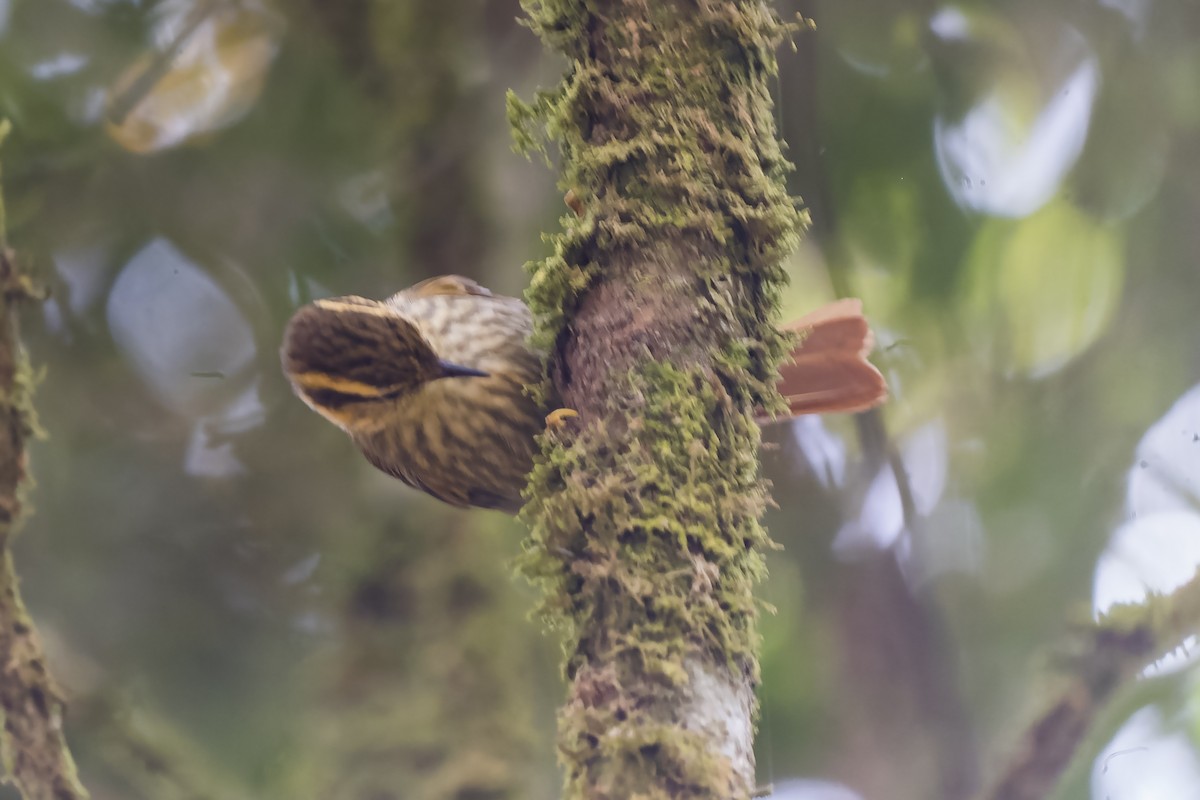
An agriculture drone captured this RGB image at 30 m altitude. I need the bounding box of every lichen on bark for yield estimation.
[510,1,804,797]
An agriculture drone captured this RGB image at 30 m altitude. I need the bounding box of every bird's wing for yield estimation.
[403,275,494,299]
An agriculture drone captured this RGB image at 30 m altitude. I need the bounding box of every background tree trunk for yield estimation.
[0,182,89,796]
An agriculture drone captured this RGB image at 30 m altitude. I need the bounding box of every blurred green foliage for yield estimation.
[0,0,1198,798]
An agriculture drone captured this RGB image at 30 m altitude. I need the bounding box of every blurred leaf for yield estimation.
[105,0,283,154]
[840,172,923,287]
[1163,43,1200,131]
[1070,53,1169,220]
[820,0,927,81]
[963,200,1124,378]
[930,8,1099,217]
[927,5,1034,122]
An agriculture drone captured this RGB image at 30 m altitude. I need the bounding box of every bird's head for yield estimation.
[281,295,486,432]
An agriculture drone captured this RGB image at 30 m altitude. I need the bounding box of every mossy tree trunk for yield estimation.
[0,233,88,796]
[513,2,802,797]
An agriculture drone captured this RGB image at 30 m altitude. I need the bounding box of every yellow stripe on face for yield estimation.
[312,298,396,318]
[290,370,396,398]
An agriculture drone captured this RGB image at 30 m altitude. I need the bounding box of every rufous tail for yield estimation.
[770,298,888,419]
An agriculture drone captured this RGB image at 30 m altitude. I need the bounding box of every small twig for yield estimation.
[981,569,1200,800]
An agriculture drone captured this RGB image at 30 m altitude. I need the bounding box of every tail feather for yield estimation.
[771,298,888,418]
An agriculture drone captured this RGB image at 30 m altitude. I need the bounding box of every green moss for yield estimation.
[560,711,740,798]
[1089,569,1200,683]
[521,362,769,674]
[519,362,770,798]
[513,1,803,386]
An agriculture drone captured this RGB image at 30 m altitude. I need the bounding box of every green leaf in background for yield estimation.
[1070,54,1169,222]
[963,199,1125,378]
[106,1,283,154]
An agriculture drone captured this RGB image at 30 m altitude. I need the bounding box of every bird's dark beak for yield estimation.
[438,359,489,379]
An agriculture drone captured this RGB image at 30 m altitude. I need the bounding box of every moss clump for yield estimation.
[511,1,803,391]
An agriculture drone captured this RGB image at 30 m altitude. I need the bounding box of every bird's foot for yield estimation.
[545,408,579,430]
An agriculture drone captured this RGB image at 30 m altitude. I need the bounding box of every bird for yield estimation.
[281,275,887,513]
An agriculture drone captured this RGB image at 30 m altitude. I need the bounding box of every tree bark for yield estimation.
[0,231,89,797]
[513,2,802,797]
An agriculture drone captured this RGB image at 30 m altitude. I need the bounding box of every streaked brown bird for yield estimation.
[281,275,886,513]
